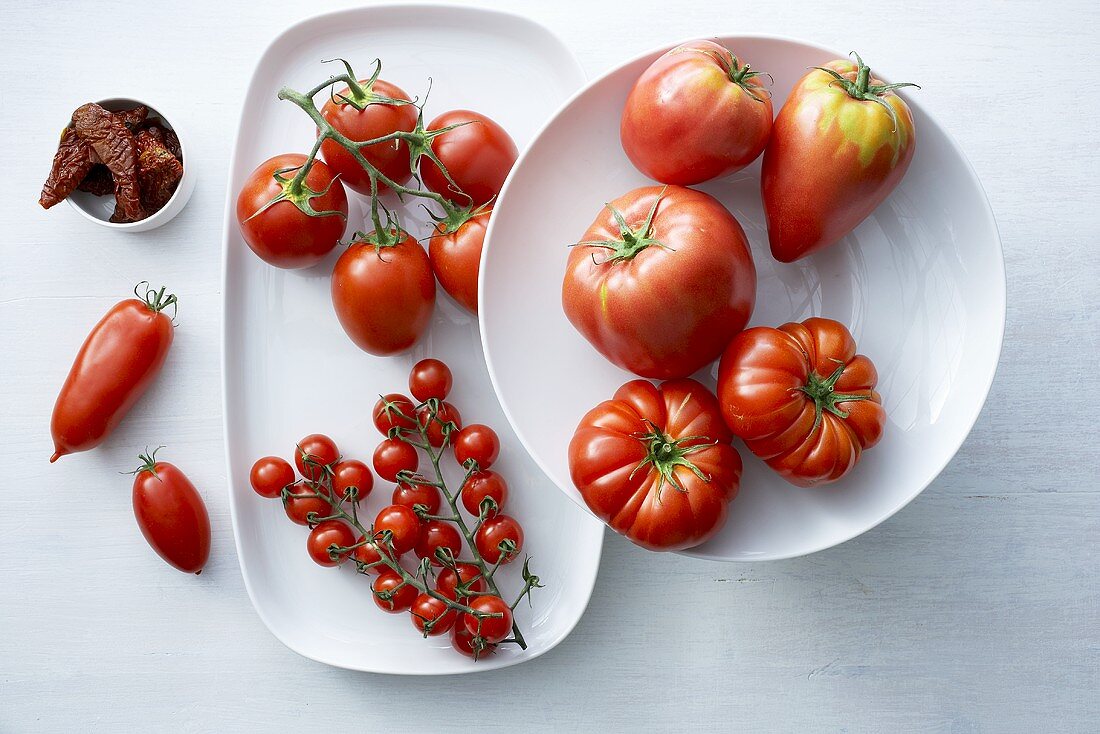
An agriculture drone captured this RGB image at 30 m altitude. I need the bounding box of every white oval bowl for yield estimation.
[480,34,1005,561]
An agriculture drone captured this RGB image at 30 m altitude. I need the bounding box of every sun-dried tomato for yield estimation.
[113,105,148,131]
[39,127,96,209]
[72,103,144,222]
[77,164,114,196]
[144,122,182,161]
[135,129,183,211]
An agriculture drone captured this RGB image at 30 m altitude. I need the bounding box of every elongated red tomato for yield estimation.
[419,110,517,206]
[568,378,741,551]
[428,206,491,314]
[717,317,886,486]
[762,54,917,262]
[131,452,211,574]
[621,40,772,184]
[562,185,756,379]
[319,70,417,195]
[50,285,175,462]
[331,229,435,356]
[236,154,348,269]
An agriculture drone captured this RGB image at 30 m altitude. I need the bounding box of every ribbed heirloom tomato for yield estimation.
[716,317,886,486]
[568,378,742,551]
[562,185,756,379]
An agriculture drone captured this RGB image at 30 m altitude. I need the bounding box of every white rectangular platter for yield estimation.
[221,4,603,674]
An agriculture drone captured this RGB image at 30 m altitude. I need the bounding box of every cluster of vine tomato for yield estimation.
[249,359,532,659]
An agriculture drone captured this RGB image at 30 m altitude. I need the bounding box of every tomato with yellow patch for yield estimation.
[761,54,918,262]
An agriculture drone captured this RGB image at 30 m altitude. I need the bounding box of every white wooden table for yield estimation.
[2,1,1097,730]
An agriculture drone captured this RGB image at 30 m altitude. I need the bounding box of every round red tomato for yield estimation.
[372,393,417,435]
[621,40,772,185]
[562,185,756,379]
[352,535,389,573]
[250,456,295,499]
[460,470,508,518]
[373,504,420,555]
[392,480,441,516]
[475,514,523,565]
[417,401,462,447]
[463,595,512,644]
[319,74,417,195]
[452,424,499,470]
[451,616,496,659]
[306,520,356,567]
[428,206,491,314]
[372,570,417,613]
[414,521,463,566]
[235,153,348,269]
[408,358,453,402]
[131,454,211,574]
[331,459,373,502]
[373,438,419,482]
[410,593,457,636]
[436,562,486,601]
[295,433,339,482]
[419,110,517,206]
[331,230,435,356]
[568,378,742,551]
[283,483,331,526]
[717,317,886,486]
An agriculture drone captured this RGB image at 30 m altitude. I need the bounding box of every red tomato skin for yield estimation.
[295,433,339,482]
[414,521,463,566]
[235,154,348,269]
[332,459,373,502]
[132,462,211,574]
[319,78,417,195]
[428,208,491,314]
[461,470,508,518]
[762,60,916,262]
[372,394,417,435]
[250,456,296,498]
[463,596,513,644]
[419,110,517,206]
[374,504,421,555]
[475,515,523,565]
[283,484,331,526]
[372,571,417,613]
[51,298,174,462]
[717,318,886,486]
[436,563,487,600]
[417,402,462,447]
[392,481,442,515]
[410,593,457,636]
[451,616,495,658]
[569,378,742,551]
[562,185,756,379]
[331,235,436,356]
[452,424,500,469]
[306,521,356,567]
[621,40,772,185]
[408,358,453,402]
[373,438,419,482]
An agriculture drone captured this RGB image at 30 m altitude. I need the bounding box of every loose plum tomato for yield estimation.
[436,562,486,601]
[250,456,295,499]
[373,393,417,435]
[372,570,417,613]
[408,358,453,402]
[295,433,339,482]
[460,470,508,518]
[452,424,499,469]
[410,593,457,636]
[419,110,517,206]
[463,595,513,644]
[415,521,463,566]
[417,401,462,447]
[331,459,373,503]
[352,536,389,573]
[318,71,417,196]
[130,453,210,574]
[235,154,348,270]
[428,207,491,314]
[451,616,496,659]
[374,504,420,555]
[373,438,419,482]
[283,483,331,526]
[306,521,356,567]
[392,480,441,515]
[475,514,523,565]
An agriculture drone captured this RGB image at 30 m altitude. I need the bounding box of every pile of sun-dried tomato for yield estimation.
[39,103,184,223]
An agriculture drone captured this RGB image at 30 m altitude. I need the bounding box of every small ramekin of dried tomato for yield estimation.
[39,97,195,232]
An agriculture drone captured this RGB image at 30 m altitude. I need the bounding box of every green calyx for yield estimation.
[629,420,714,502]
[131,446,165,477]
[573,189,670,265]
[425,199,491,237]
[402,97,474,205]
[134,282,178,318]
[322,58,413,110]
[678,45,772,103]
[797,362,873,433]
[247,163,347,222]
[813,52,920,132]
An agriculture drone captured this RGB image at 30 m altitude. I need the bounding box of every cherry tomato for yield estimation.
[417,401,462,447]
[130,452,211,574]
[427,207,490,314]
[452,423,500,470]
[372,570,417,613]
[352,535,389,573]
[331,231,435,356]
[295,433,339,482]
[419,110,517,206]
[250,456,295,498]
[451,615,497,659]
[415,521,463,566]
[235,154,348,269]
[283,483,331,526]
[475,514,523,565]
[436,562,487,601]
[373,393,417,435]
[319,74,417,196]
[331,459,373,503]
[408,358,453,402]
[410,593,457,637]
[51,286,175,462]
[306,520,356,567]
[373,438,419,482]
[463,595,513,644]
[461,470,508,518]
[392,481,441,515]
[374,504,420,555]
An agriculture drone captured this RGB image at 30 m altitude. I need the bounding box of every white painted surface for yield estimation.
[1,0,1096,731]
